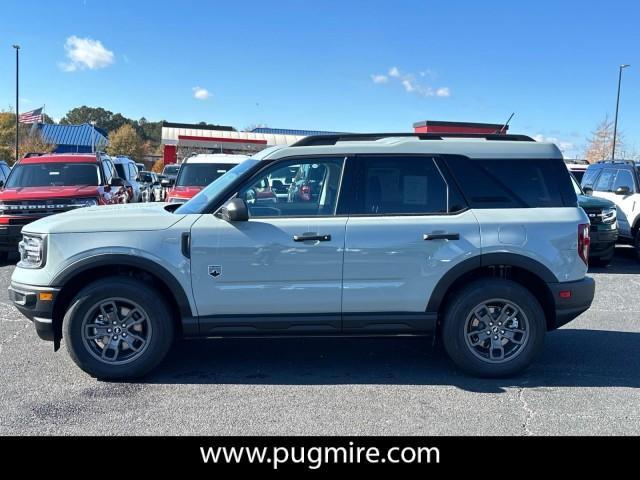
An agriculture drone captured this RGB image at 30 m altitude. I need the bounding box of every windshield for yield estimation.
[6,162,100,188]
[175,159,259,214]
[175,163,237,187]
[139,172,154,182]
[163,165,180,175]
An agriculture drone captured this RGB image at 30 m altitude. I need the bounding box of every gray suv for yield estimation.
[8,133,595,379]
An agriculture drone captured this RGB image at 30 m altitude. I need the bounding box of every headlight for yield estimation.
[73,198,99,207]
[602,207,617,223]
[18,233,46,269]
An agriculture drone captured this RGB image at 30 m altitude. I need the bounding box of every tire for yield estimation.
[635,230,640,262]
[441,278,546,378]
[63,277,175,380]
[0,251,9,264]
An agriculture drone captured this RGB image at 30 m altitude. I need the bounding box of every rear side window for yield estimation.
[594,169,616,192]
[351,156,458,215]
[443,156,574,208]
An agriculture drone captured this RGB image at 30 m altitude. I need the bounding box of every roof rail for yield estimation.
[291,132,535,147]
[596,159,636,165]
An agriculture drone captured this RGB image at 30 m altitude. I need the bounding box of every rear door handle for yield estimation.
[293,234,332,242]
[423,233,460,240]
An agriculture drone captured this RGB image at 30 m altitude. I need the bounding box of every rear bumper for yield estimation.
[548,277,595,329]
[8,281,60,341]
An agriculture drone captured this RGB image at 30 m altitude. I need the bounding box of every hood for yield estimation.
[22,202,187,234]
[0,185,100,201]
[168,186,202,199]
[578,194,615,209]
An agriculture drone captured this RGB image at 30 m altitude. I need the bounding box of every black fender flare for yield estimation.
[426,253,558,313]
[51,254,194,318]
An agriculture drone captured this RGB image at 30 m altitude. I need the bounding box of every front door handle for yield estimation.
[293,234,332,242]
[423,233,460,241]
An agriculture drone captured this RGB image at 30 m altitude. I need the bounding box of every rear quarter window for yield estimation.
[443,155,575,208]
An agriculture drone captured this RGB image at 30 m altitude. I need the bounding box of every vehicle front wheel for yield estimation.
[63,277,175,379]
[441,278,546,377]
[635,230,640,262]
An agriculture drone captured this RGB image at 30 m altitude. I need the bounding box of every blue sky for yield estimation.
[1,0,639,157]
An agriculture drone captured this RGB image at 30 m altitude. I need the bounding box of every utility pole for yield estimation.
[12,45,20,162]
[612,64,630,159]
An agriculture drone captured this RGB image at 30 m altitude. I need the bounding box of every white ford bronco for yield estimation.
[9,133,595,379]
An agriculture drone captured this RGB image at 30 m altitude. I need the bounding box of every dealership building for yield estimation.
[160,122,342,164]
[161,120,508,164]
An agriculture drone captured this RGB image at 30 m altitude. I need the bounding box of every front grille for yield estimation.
[584,207,616,226]
[0,199,81,216]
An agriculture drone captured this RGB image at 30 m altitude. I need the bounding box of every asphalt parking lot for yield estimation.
[0,248,638,436]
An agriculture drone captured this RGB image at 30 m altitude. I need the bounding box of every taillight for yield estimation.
[578,223,590,265]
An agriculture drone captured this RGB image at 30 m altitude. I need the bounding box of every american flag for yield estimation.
[18,107,44,124]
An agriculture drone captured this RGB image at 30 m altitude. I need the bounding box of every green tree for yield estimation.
[18,132,56,159]
[106,124,144,161]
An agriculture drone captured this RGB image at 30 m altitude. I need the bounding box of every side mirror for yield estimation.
[0,180,4,188]
[110,177,125,187]
[615,186,630,196]
[161,179,172,187]
[583,186,593,196]
[220,198,249,222]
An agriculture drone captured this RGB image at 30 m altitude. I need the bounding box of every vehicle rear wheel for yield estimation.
[441,278,546,377]
[63,277,175,379]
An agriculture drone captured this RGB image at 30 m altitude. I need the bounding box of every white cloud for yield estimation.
[371,66,450,98]
[370,74,388,84]
[193,87,211,100]
[60,36,114,71]
[533,134,575,153]
[388,66,401,77]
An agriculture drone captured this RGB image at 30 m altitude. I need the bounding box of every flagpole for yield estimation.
[13,44,20,163]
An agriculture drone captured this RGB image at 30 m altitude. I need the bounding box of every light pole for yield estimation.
[12,44,20,162]
[612,64,630,159]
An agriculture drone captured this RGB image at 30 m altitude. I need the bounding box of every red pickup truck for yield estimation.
[0,153,128,261]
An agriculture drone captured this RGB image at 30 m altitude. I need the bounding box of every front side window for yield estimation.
[594,169,616,192]
[6,162,100,188]
[612,169,635,192]
[237,157,345,217]
[351,156,450,215]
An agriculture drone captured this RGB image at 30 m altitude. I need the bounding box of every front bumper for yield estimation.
[548,277,595,329]
[8,281,60,341]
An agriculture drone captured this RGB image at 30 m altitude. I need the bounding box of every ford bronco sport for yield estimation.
[581,160,640,260]
[0,153,128,262]
[9,133,595,379]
